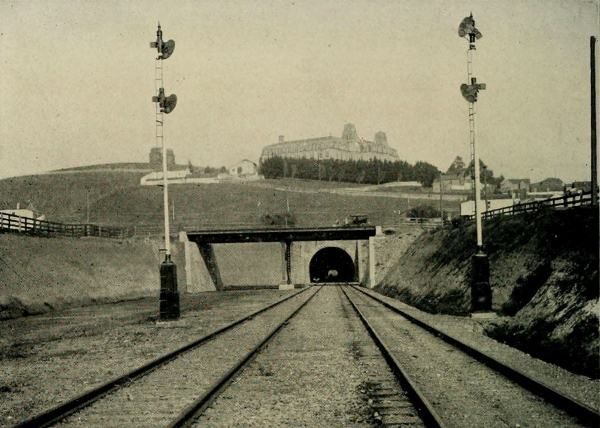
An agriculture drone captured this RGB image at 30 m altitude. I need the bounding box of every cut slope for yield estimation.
[376,207,599,377]
[0,234,185,319]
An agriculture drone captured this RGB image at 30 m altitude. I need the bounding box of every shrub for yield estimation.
[406,204,440,219]
[259,212,296,227]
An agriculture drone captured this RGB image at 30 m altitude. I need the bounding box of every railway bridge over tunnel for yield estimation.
[181,226,379,291]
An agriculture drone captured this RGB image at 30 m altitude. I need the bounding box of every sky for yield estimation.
[0,0,598,182]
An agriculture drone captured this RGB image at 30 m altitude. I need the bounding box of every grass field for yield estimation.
[0,168,460,228]
[0,171,145,223]
[89,182,459,228]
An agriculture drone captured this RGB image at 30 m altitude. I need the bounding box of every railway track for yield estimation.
[13,284,598,427]
[344,285,600,427]
[14,286,317,428]
[183,285,437,427]
[340,286,444,427]
[166,286,322,427]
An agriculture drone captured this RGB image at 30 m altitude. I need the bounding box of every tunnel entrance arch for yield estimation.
[309,247,355,283]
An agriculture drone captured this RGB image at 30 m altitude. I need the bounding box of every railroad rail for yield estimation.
[167,286,323,427]
[350,285,600,427]
[13,287,312,428]
[340,286,445,427]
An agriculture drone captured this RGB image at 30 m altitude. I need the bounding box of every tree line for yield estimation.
[259,156,440,187]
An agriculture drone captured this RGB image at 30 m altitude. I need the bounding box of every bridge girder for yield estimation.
[186,226,376,244]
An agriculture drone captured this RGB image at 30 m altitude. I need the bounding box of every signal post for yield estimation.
[458,14,492,313]
[151,23,180,320]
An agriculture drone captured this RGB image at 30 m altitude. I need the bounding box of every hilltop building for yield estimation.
[432,156,473,193]
[500,178,531,194]
[140,158,262,186]
[0,203,45,221]
[228,159,258,177]
[531,177,564,192]
[259,123,399,163]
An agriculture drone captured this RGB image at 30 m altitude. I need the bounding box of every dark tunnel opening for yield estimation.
[309,247,355,283]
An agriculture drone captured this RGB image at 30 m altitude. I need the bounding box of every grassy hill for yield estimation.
[89,182,452,228]
[54,162,154,172]
[0,171,145,223]
[0,167,459,228]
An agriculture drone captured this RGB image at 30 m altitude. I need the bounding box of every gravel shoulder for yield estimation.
[357,286,600,412]
[0,289,299,426]
[347,287,586,427]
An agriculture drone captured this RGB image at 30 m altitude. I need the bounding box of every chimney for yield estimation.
[278,135,285,143]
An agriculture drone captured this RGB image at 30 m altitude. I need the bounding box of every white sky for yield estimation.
[1,0,598,182]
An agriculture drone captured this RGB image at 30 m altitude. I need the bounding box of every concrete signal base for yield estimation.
[160,256,180,320]
[471,249,492,313]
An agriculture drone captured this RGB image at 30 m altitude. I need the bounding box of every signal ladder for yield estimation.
[154,58,164,150]
[467,47,476,170]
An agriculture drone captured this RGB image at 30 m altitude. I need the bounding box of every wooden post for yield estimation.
[591,36,597,206]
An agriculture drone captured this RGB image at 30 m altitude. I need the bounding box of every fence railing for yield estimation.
[467,191,594,220]
[0,212,134,239]
[386,217,444,230]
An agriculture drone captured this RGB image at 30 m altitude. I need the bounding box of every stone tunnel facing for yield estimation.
[309,247,356,283]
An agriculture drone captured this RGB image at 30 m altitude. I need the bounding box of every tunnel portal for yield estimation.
[309,247,355,283]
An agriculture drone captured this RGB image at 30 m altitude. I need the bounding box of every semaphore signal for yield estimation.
[458,14,492,313]
[151,22,180,321]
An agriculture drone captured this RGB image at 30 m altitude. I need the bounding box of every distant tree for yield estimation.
[327,161,337,182]
[413,161,440,187]
[258,157,284,178]
[187,160,194,173]
[219,166,227,173]
[490,175,505,193]
[467,159,500,184]
[260,211,296,227]
[406,204,440,218]
[356,169,366,184]
[446,156,466,174]
[260,156,444,187]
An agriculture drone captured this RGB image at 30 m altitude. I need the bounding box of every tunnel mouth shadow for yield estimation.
[309,247,355,283]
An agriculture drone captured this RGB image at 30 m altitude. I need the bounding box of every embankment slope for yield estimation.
[0,234,185,319]
[376,207,599,377]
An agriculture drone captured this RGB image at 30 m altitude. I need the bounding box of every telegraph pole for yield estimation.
[440,171,444,225]
[151,23,180,320]
[458,14,492,313]
[439,171,444,221]
[86,190,90,223]
[591,36,597,206]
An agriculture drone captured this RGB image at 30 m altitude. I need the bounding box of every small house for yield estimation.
[229,159,258,177]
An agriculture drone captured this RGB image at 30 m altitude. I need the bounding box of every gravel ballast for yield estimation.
[0,289,302,426]
[347,287,590,427]
[193,285,414,426]
[55,287,318,427]
[357,286,600,412]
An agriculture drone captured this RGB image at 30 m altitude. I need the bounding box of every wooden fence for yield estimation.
[467,191,594,220]
[12,192,588,240]
[385,217,444,230]
[0,212,134,239]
